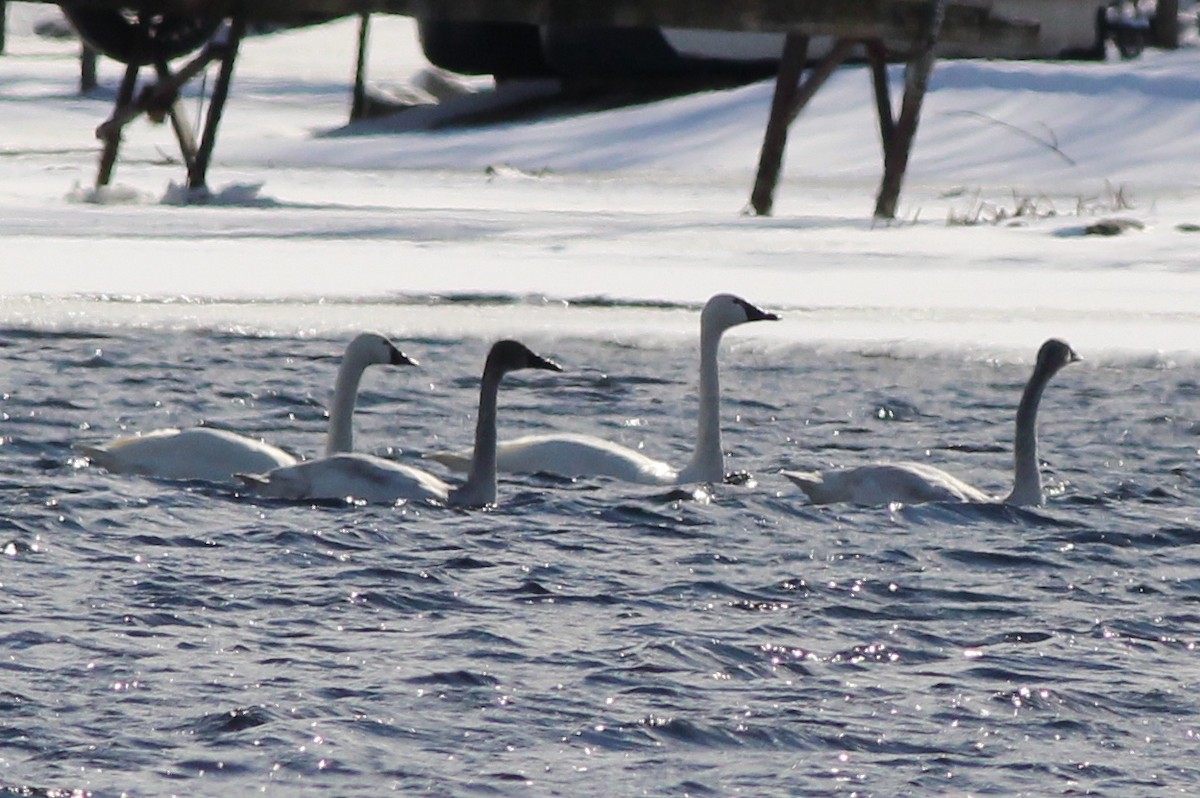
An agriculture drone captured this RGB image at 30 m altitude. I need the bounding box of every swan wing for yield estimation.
[784,462,991,506]
[780,469,829,501]
[78,427,297,482]
[424,450,473,472]
[239,453,449,504]
[429,433,678,485]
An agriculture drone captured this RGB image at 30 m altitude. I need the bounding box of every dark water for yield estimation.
[2,316,1199,796]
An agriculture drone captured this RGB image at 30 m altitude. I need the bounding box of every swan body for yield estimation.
[782,462,992,506]
[239,452,454,504]
[77,332,415,483]
[784,338,1079,507]
[425,294,778,484]
[429,432,681,485]
[77,426,299,483]
[239,340,562,507]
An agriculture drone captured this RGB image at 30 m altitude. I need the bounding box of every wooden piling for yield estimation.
[866,41,894,163]
[749,37,855,216]
[1152,0,1180,49]
[96,61,140,188]
[873,0,945,219]
[749,33,808,217]
[189,17,245,190]
[154,57,199,175]
[81,44,98,92]
[351,13,371,120]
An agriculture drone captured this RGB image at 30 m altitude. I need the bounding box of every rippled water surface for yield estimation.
[3,314,1200,796]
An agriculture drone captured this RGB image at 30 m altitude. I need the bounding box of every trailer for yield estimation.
[16,0,1082,217]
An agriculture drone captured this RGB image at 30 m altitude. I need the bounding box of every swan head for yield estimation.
[701,294,780,335]
[484,339,563,377]
[1036,338,1080,375]
[346,332,418,367]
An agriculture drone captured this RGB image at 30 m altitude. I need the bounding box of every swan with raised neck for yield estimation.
[238,340,563,507]
[425,294,779,485]
[782,339,1080,506]
[324,332,417,455]
[76,332,415,483]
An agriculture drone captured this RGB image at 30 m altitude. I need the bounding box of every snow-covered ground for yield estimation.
[2,4,1199,360]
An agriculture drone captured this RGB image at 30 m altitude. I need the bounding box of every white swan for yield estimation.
[425,293,779,484]
[782,338,1080,506]
[237,339,563,507]
[76,332,416,483]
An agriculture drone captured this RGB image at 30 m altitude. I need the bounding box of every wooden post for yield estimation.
[96,61,140,188]
[351,12,371,120]
[873,0,945,220]
[866,41,894,163]
[81,44,98,92]
[749,33,809,216]
[154,57,199,175]
[749,36,854,216]
[1152,0,1179,49]
[188,17,245,190]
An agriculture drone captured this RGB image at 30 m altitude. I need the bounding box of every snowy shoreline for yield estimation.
[2,5,1199,359]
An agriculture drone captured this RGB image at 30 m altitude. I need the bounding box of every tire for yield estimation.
[1113,26,1145,59]
[540,26,693,79]
[62,6,221,65]
[417,19,551,79]
[540,25,778,81]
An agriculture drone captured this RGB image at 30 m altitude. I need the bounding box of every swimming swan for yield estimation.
[425,294,779,485]
[237,340,563,507]
[76,332,416,483]
[781,338,1079,506]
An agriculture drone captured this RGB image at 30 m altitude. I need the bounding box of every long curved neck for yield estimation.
[324,352,368,456]
[450,369,502,507]
[1004,361,1054,506]
[679,323,725,483]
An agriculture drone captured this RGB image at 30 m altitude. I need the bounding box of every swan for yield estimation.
[782,338,1080,506]
[237,339,563,507]
[76,332,416,483]
[425,293,779,484]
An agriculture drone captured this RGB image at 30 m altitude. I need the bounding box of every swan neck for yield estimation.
[324,352,367,456]
[453,369,501,506]
[680,322,725,483]
[1006,361,1052,505]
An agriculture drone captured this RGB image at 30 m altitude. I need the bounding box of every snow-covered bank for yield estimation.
[2,5,1199,359]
